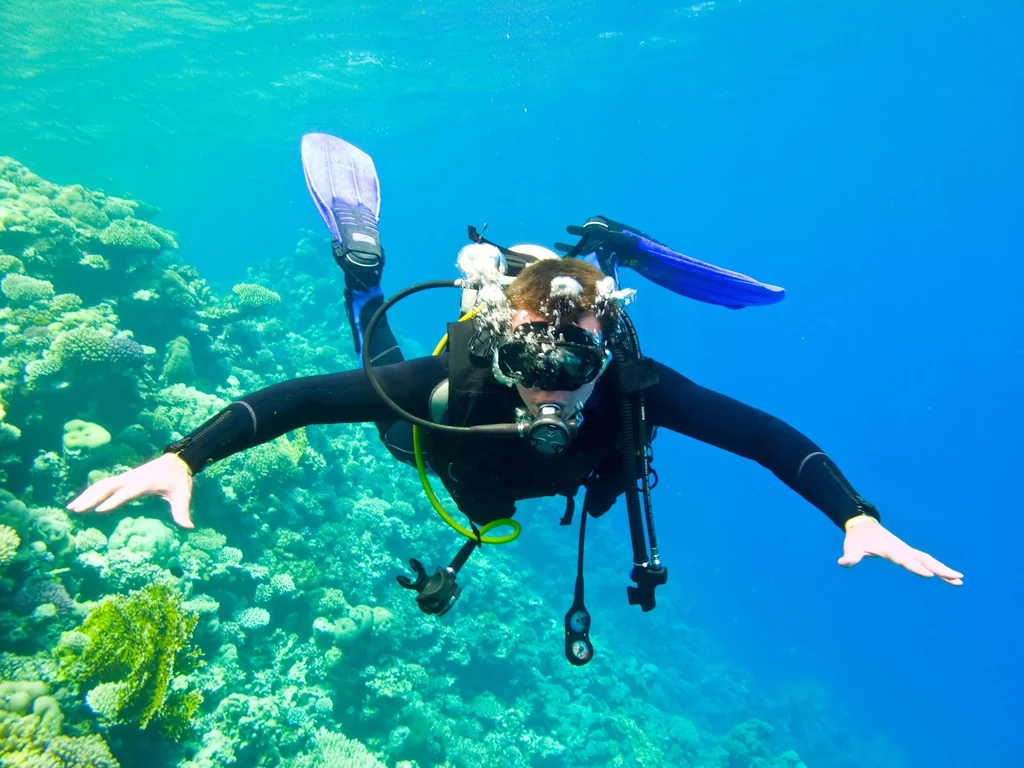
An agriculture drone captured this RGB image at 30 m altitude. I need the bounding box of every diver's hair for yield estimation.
[505,258,619,332]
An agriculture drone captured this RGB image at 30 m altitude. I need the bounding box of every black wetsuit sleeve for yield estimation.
[163,356,448,474]
[645,360,879,531]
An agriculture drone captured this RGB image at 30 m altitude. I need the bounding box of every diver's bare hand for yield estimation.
[838,515,963,586]
[66,453,195,529]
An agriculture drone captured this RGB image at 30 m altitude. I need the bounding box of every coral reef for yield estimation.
[0,159,907,768]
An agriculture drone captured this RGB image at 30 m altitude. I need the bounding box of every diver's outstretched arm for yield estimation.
[645,360,963,586]
[66,356,447,527]
[163,356,443,473]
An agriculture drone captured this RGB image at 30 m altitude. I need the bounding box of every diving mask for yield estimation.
[494,322,612,392]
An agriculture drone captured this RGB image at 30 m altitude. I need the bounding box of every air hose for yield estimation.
[412,309,521,546]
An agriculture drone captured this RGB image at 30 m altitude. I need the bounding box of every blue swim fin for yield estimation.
[557,216,785,310]
[301,132,381,241]
[301,132,387,355]
[301,133,384,291]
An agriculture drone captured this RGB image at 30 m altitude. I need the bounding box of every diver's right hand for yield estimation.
[66,453,195,529]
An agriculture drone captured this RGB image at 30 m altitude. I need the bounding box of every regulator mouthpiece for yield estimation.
[518,403,580,455]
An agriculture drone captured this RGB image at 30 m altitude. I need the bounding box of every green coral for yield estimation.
[1,274,55,306]
[54,583,204,736]
[278,427,308,465]
[245,437,304,480]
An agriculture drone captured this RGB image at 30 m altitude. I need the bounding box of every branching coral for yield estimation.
[54,582,204,736]
[52,326,114,365]
[231,283,281,310]
[313,728,385,768]
[1,274,54,306]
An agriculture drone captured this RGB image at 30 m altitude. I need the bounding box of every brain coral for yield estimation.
[63,420,112,452]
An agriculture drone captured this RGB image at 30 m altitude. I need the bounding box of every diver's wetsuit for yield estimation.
[166,347,877,531]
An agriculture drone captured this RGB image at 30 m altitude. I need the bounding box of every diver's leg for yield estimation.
[300,132,402,366]
[330,202,414,463]
[301,132,413,462]
[329,196,402,367]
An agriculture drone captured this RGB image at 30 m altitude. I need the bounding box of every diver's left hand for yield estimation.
[838,516,963,586]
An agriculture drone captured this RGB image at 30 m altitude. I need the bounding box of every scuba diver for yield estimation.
[67,133,963,665]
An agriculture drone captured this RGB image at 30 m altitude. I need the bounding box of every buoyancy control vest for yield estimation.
[421,316,657,526]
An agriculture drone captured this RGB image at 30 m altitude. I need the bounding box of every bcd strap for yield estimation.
[559,494,575,526]
[615,355,660,394]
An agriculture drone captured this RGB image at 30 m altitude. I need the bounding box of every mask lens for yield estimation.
[495,323,610,390]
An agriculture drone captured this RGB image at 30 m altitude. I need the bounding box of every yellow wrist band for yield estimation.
[844,513,877,532]
[169,453,194,478]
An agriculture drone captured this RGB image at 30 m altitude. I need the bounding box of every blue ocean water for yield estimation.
[1,1,1021,767]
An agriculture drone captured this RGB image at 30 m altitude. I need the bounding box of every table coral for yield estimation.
[98,218,176,252]
[185,527,226,553]
[0,254,25,273]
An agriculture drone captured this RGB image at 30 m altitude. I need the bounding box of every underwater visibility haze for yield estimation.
[0,1,1021,767]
